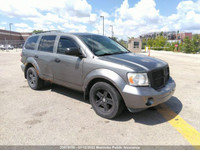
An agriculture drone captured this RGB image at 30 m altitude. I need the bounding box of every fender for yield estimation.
[83,69,127,96]
[24,57,41,78]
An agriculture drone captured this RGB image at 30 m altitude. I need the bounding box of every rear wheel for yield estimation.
[27,67,44,90]
[89,82,125,119]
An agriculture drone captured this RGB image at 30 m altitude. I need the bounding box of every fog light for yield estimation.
[146,98,154,106]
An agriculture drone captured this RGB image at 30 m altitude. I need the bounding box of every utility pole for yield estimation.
[110,25,114,38]
[100,16,104,36]
[9,23,13,45]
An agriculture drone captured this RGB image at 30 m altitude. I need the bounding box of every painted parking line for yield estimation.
[157,104,200,149]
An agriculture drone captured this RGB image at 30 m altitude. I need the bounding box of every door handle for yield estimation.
[55,58,61,63]
[34,55,38,58]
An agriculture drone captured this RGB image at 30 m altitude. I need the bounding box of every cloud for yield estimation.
[1,22,7,25]
[111,0,161,39]
[1,0,200,39]
[0,0,93,32]
[0,26,6,30]
[14,23,33,32]
[99,10,110,18]
[14,23,29,28]
[160,0,200,33]
[0,0,92,18]
[103,0,200,39]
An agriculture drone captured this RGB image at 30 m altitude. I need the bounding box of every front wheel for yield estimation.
[89,82,125,119]
[26,67,44,90]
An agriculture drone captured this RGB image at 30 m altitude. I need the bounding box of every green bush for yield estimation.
[164,43,174,51]
[181,37,192,53]
[142,34,200,53]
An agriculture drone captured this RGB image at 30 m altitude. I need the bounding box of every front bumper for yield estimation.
[121,77,176,110]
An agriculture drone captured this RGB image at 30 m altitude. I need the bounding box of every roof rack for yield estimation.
[33,30,63,34]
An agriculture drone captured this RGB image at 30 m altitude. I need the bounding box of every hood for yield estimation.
[99,53,168,72]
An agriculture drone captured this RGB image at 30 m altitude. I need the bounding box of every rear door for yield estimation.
[52,36,83,90]
[35,35,56,81]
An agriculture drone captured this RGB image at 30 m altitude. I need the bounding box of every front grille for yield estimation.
[149,66,169,90]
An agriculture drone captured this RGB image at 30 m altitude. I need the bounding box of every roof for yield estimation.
[32,30,99,37]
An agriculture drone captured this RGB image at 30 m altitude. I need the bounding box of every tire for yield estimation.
[26,67,44,90]
[89,82,125,119]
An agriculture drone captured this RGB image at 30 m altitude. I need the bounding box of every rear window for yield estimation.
[25,36,39,50]
[38,35,56,53]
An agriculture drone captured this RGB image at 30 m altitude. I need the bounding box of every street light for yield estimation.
[9,23,13,45]
[110,25,114,38]
[100,16,104,36]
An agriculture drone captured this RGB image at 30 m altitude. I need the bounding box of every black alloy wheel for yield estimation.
[27,67,43,90]
[95,89,114,112]
[89,82,125,119]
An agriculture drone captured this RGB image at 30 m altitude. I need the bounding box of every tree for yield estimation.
[154,36,167,47]
[111,37,118,42]
[164,42,173,51]
[32,30,44,34]
[147,39,154,47]
[142,39,147,49]
[181,37,192,53]
[147,36,167,50]
[118,39,127,48]
[191,34,200,53]
[128,37,134,40]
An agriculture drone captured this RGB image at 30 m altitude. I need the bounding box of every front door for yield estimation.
[52,36,83,90]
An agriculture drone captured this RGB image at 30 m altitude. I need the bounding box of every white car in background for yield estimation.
[5,44,14,50]
[0,44,6,50]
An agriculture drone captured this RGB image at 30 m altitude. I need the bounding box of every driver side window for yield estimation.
[57,37,77,55]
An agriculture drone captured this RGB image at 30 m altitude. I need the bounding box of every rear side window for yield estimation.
[25,36,39,50]
[57,37,77,54]
[38,35,56,53]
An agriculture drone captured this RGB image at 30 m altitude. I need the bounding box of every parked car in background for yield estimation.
[5,44,14,50]
[21,31,176,119]
[0,44,6,50]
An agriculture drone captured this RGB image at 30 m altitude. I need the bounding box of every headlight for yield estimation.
[127,73,149,86]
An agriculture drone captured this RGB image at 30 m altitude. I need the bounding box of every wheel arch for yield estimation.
[24,58,41,79]
[83,69,127,100]
[24,63,34,78]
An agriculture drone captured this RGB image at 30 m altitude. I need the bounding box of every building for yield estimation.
[0,29,32,48]
[177,32,192,40]
[140,31,177,40]
[140,31,192,41]
[128,38,142,53]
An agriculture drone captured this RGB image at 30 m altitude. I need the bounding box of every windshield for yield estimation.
[78,35,130,56]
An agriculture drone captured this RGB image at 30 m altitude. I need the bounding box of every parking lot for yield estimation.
[0,49,200,146]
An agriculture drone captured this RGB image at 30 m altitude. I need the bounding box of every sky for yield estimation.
[0,0,200,40]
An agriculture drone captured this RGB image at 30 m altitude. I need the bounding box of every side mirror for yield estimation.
[65,47,85,58]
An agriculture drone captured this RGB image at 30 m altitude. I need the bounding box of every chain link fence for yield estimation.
[0,40,25,49]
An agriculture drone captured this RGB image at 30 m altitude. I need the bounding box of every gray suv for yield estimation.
[21,31,176,119]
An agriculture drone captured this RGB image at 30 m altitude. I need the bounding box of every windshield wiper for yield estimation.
[98,51,130,56]
[113,51,128,55]
[98,53,114,56]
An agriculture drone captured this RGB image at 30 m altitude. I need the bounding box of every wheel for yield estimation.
[89,82,125,119]
[26,67,44,90]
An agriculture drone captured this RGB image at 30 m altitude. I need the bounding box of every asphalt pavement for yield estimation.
[0,49,200,147]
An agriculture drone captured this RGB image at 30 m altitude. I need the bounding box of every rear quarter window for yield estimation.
[38,35,56,53]
[25,36,39,50]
